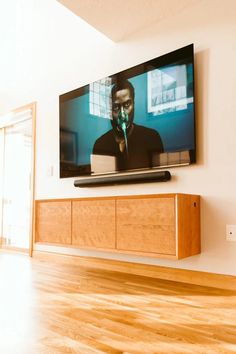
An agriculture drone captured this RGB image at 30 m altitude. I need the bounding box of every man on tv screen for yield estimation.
[92,79,163,172]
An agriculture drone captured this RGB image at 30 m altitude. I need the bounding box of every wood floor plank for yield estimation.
[0,252,235,354]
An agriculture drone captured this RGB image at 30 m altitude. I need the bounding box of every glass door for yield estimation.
[0,103,35,254]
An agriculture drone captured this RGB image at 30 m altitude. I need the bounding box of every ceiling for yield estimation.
[57,0,198,42]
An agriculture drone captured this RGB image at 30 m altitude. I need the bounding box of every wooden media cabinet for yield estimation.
[35,193,200,260]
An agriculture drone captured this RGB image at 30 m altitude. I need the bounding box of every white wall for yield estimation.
[1,0,236,275]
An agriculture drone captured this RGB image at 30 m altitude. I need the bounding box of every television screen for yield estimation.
[59,44,195,178]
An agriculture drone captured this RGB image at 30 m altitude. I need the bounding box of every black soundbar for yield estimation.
[74,170,171,187]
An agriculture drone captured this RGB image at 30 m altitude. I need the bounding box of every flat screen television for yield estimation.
[59,44,195,178]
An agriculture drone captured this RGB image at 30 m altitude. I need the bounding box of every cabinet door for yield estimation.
[116,197,176,255]
[72,199,116,249]
[35,201,72,244]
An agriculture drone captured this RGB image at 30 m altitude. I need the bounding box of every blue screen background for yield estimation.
[60,65,195,166]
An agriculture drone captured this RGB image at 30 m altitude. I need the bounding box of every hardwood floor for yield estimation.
[0,252,236,354]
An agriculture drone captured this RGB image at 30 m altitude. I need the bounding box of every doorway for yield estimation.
[0,103,36,255]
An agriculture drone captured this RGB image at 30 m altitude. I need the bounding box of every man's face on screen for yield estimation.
[111,88,134,132]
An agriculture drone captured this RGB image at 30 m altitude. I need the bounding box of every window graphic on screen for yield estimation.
[147,65,193,115]
[89,78,112,119]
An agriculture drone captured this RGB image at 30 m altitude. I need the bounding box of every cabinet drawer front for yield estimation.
[117,198,176,255]
[36,201,71,244]
[72,200,116,249]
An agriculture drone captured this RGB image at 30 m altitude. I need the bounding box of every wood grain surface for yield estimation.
[116,197,176,255]
[35,194,200,259]
[177,194,201,258]
[35,200,72,244]
[0,251,235,354]
[72,199,116,249]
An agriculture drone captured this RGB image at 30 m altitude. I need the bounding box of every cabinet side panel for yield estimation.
[177,195,201,259]
[72,199,116,249]
[35,201,72,244]
[117,197,176,255]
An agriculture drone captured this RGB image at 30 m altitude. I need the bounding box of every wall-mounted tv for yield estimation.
[59,44,195,178]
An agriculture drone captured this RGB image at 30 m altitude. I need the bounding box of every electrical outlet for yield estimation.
[226,225,236,241]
